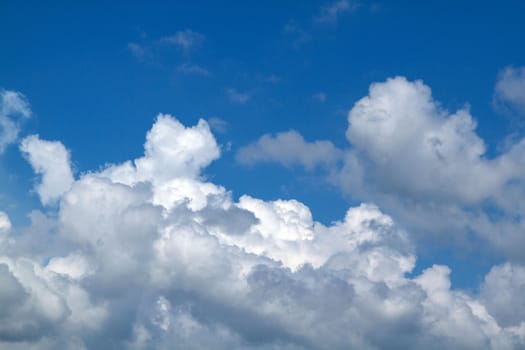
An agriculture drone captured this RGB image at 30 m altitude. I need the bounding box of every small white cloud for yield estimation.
[159,29,205,53]
[20,135,74,206]
[316,0,358,24]
[0,90,31,153]
[177,63,210,76]
[237,130,342,170]
[226,88,250,104]
[494,66,525,114]
[313,92,327,102]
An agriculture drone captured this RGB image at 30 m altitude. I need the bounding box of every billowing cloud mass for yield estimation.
[238,76,525,259]
[0,90,31,153]
[0,109,524,349]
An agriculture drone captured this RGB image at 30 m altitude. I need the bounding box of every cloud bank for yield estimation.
[0,99,523,349]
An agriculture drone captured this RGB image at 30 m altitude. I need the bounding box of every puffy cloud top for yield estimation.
[20,135,74,206]
[346,76,502,203]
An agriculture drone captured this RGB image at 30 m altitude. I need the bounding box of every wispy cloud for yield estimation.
[159,29,205,53]
[494,65,525,115]
[177,63,210,77]
[263,74,281,83]
[283,20,311,48]
[128,29,206,65]
[0,89,31,153]
[316,0,359,24]
[207,117,228,134]
[226,88,250,104]
[313,92,327,102]
[127,42,152,62]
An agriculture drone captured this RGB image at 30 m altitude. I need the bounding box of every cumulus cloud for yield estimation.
[237,130,342,170]
[481,263,525,328]
[0,90,31,153]
[494,66,525,114]
[340,77,525,255]
[20,135,74,206]
[345,76,503,204]
[238,76,525,259]
[0,108,524,348]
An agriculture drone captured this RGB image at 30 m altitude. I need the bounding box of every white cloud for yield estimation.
[0,212,11,247]
[135,115,220,182]
[0,90,31,153]
[177,63,210,76]
[340,77,525,255]
[238,76,525,261]
[159,29,205,53]
[20,135,74,206]
[481,263,525,328]
[237,130,342,170]
[226,88,250,104]
[345,76,501,204]
[0,212,10,234]
[316,0,358,24]
[494,66,525,114]
[1,100,525,348]
[128,29,205,66]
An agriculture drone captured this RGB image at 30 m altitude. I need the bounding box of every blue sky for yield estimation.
[2,0,523,217]
[1,1,525,349]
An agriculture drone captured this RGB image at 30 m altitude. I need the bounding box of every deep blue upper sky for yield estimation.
[1,1,524,288]
[2,0,524,208]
